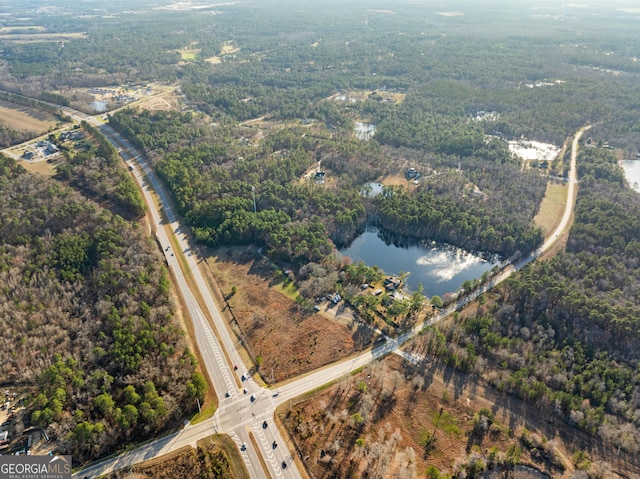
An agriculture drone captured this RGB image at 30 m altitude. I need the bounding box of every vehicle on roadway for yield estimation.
[250,394,256,402]
[262,421,267,429]
[272,391,279,397]
[272,441,277,449]
[241,443,247,451]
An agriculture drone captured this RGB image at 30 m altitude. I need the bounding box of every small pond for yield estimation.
[361,182,384,197]
[354,121,376,141]
[620,159,640,193]
[90,101,108,113]
[339,229,497,298]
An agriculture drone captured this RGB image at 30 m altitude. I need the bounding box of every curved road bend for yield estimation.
[46,115,588,478]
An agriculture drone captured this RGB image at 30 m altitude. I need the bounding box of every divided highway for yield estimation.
[1,104,587,478]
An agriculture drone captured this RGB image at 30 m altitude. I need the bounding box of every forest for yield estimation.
[410,146,640,463]
[56,121,146,220]
[1,0,640,475]
[0,155,205,462]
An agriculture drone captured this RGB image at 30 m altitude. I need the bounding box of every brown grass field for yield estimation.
[17,157,59,177]
[134,91,182,112]
[203,246,361,384]
[104,434,249,479]
[0,32,86,42]
[533,181,567,237]
[0,26,46,33]
[279,333,633,479]
[328,89,406,105]
[0,101,57,132]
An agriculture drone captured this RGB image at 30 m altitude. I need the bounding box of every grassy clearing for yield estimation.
[135,91,181,112]
[0,32,86,42]
[190,399,217,425]
[328,89,406,104]
[18,158,59,177]
[0,26,46,32]
[220,42,239,55]
[179,49,200,60]
[534,182,567,237]
[0,102,57,132]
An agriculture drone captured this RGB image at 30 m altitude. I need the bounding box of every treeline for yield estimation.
[0,155,205,463]
[0,120,34,148]
[372,161,545,257]
[415,147,640,457]
[109,108,542,266]
[0,89,65,114]
[56,121,146,219]
[109,109,373,263]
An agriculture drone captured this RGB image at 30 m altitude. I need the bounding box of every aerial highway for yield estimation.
[76,125,299,479]
[1,101,587,478]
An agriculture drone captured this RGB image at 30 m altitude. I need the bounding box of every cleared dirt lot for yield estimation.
[203,246,369,383]
[279,350,632,479]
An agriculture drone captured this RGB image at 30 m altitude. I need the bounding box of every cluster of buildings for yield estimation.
[21,140,59,160]
[0,392,47,457]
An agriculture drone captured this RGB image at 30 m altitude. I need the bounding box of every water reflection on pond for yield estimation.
[620,159,640,193]
[90,101,108,113]
[339,229,497,298]
[361,182,384,197]
[354,121,376,140]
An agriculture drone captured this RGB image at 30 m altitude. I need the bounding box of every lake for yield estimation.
[339,229,497,298]
[620,159,640,192]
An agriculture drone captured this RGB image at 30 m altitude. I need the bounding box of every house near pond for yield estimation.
[384,277,401,291]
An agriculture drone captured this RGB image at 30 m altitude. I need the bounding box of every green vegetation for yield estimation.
[416,147,640,461]
[2,0,640,473]
[0,155,201,463]
[56,121,145,219]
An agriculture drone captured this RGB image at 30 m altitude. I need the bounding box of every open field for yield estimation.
[17,157,59,177]
[177,42,201,61]
[329,89,406,105]
[0,26,46,32]
[134,91,182,112]
[0,32,86,42]
[180,50,198,60]
[220,42,239,55]
[203,246,364,383]
[0,101,57,132]
[206,41,240,63]
[533,181,567,238]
